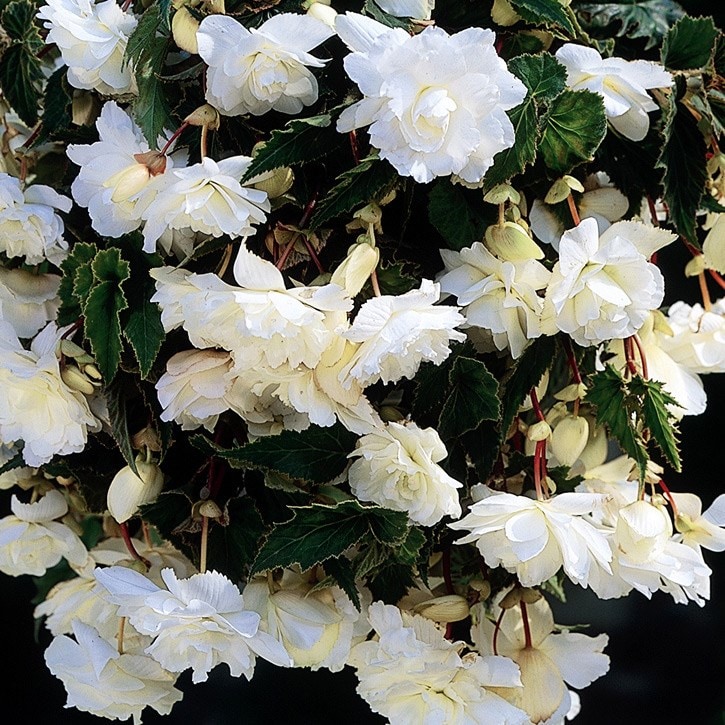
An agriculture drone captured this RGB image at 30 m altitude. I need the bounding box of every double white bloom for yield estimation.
[38,0,138,96]
[0,269,60,339]
[350,602,529,724]
[545,218,675,346]
[197,13,334,116]
[336,13,527,183]
[349,421,462,527]
[0,174,71,266]
[438,242,551,359]
[555,44,673,141]
[95,567,292,683]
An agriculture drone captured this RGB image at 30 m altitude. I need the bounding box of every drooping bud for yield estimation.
[103,163,153,203]
[60,364,96,395]
[485,221,544,261]
[412,594,470,623]
[184,103,221,130]
[249,167,295,199]
[553,382,587,402]
[330,241,380,296]
[545,175,584,204]
[527,420,552,442]
[307,1,337,27]
[549,414,589,467]
[106,455,165,523]
[483,182,520,205]
[172,6,200,54]
[198,500,223,519]
[684,254,706,277]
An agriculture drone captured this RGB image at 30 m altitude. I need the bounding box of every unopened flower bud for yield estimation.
[184,103,221,130]
[82,363,102,381]
[132,426,161,453]
[250,167,294,199]
[483,183,520,205]
[684,254,706,277]
[71,90,98,126]
[379,405,405,422]
[172,6,200,54]
[499,587,523,609]
[198,500,223,518]
[307,1,337,27]
[554,383,587,402]
[352,202,383,228]
[61,364,95,395]
[550,414,589,467]
[330,241,380,296]
[519,587,543,604]
[527,420,552,442]
[545,175,584,204]
[106,455,164,523]
[469,577,491,600]
[412,594,470,623]
[485,221,544,261]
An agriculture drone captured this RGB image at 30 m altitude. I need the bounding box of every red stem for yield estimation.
[520,600,533,648]
[492,607,506,656]
[119,522,150,567]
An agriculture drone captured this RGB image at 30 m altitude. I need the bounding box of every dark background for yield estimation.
[2,0,725,723]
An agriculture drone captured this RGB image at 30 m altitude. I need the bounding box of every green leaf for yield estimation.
[0,452,25,475]
[373,261,418,296]
[320,557,361,610]
[439,357,500,439]
[123,281,165,379]
[629,377,682,472]
[192,424,358,484]
[39,67,73,141]
[105,373,140,475]
[58,243,98,325]
[158,0,172,32]
[486,53,567,187]
[656,78,707,243]
[540,89,607,174]
[662,15,719,71]
[587,366,648,479]
[242,114,347,180]
[500,335,557,438]
[428,178,491,251]
[140,491,194,543]
[508,52,568,102]
[2,0,42,46]
[251,500,408,574]
[576,0,685,51]
[310,156,398,229]
[394,526,426,566]
[508,0,576,35]
[92,247,131,284]
[0,44,42,126]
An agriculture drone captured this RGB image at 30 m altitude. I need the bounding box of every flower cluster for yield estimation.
[1,1,724,723]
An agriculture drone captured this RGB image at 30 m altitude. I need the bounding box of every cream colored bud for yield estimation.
[104,163,152,203]
[485,221,544,261]
[553,383,587,402]
[61,364,95,395]
[199,500,223,518]
[250,167,294,199]
[550,414,589,468]
[545,175,583,204]
[499,587,523,609]
[469,578,491,600]
[491,0,521,26]
[545,475,557,494]
[519,587,543,604]
[684,254,706,277]
[71,90,98,126]
[412,595,470,623]
[307,1,337,26]
[330,242,380,296]
[172,6,200,54]
[82,363,103,381]
[353,202,383,227]
[106,456,164,523]
[527,420,552,442]
[132,426,161,453]
[484,183,520,205]
[184,103,221,130]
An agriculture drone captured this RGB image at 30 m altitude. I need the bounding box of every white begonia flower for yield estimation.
[348,421,462,526]
[340,280,465,388]
[243,568,370,672]
[544,218,675,346]
[0,323,100,466]
[335,13,527,184]
[140,156,270,253]
[473,595,609,724]
[45,620,183,723]
[555,43,673,141]
[529,173,629,250]
[350,602,530,725]
[659,298,725,374]
[703,214,725,273]
[38,0,138,96]
[106,454,164,524]
[0,173,72,266]
[602,499,712,606]
[94,566,292,683]
[450,486,613,589]
[376,0,435,18]
[438,242,551,359]
[197,13,334,117]
[607,312,707,418]
[671,493,725,552]
[0,269,60,339]
[156,349,256,432]
[0,465,45,491]
[576,455,639,528]
[36,537,196,640]
[67,101,181,239]
[0,490,88,576]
